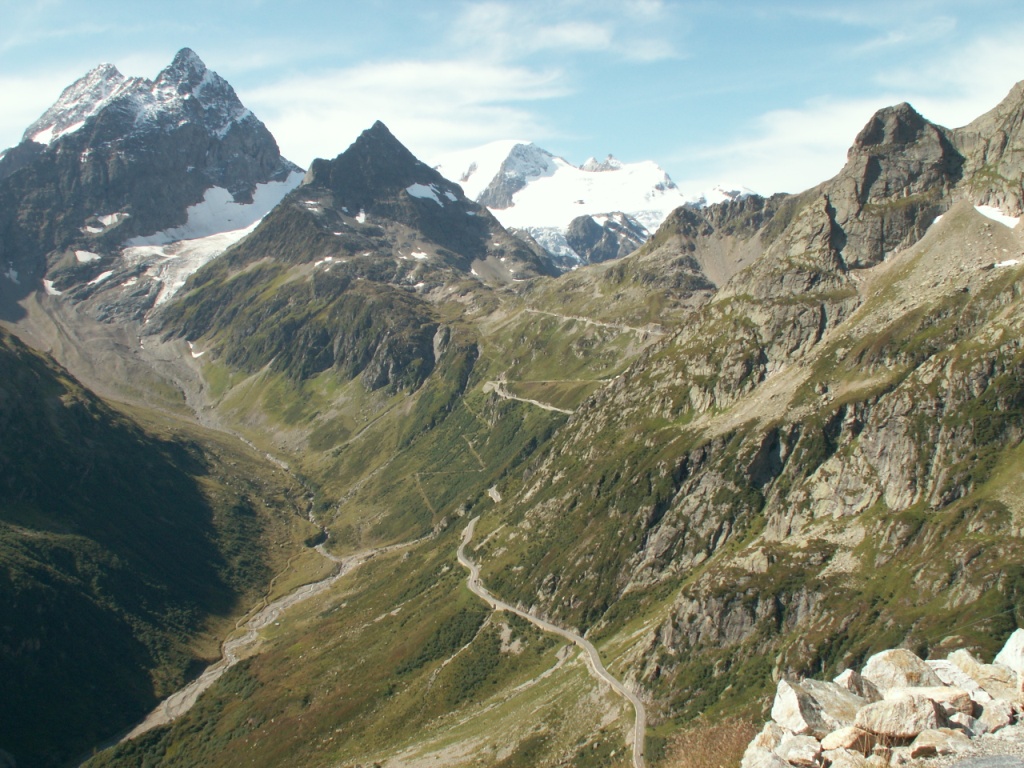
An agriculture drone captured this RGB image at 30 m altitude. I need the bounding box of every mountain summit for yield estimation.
[0,48,302,322]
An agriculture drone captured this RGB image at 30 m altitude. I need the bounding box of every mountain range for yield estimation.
[2,48,1024,768]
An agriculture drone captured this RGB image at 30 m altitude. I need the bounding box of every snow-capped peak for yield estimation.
[19,49,252,149]
[684,185,757,207]
[22,62,128,145]
[432,139,531,201]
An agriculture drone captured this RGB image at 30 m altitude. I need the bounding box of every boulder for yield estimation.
[861,649,943,693]
[834,669,882,702]
[855,695,945,740]
[740,747,790,768]
[947,711,984,738]
[776,733,822,768]
[908,728,970,758]
[977,698,1016,733]
[741,722,791,768]
[888,746,913,766]
[823,748,870,768]
[926,659,994,704]
[751,721,789,752]
[771,679,866,738]
[994,628,1024,674]
[884,685,974,716]
[948,649,1019,701]
[821,726,875,754]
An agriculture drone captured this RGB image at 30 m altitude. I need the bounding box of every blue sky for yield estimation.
[3,0,1024,196]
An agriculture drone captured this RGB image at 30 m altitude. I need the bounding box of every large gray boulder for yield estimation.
[771,679,866,738]
[948,649,1019,702]
[854,694,945,740]
[861,649,944,693]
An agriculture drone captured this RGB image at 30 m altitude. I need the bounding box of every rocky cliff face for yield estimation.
[564,212,648,265]
[470,82,1024,732]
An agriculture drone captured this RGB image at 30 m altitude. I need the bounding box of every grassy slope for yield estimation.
[0,331,315,768]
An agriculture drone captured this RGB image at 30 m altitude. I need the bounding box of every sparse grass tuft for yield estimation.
[661,718,758,768]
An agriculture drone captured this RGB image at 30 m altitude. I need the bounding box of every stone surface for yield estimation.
[886,686,975,716]
[835,669,883,703]
[995,631,1024,676]
[977,699,1016,734]
[776,733,822,767]
[929,659,996,704]
[751,721,789,752]
[740,746,790,768]
[824,747,871,768]
[821,725,875,753]
[862,649,945,693]
[772,678,866,738]
[855,694,945,739]
[910,728,971,757]
[949,650,1019,702]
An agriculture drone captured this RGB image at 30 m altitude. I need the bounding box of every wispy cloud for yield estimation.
[447,0,678,63]
[675,97,885,196]
[0,71,86,146]
[872,23,1024,127]
[672,11,1024,195]
[246,58,570,166]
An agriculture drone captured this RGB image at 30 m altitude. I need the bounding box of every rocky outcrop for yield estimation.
[476,143,558,209]
[953,80,1024,215]
[565,212,647,265]
[742,633,1024,768]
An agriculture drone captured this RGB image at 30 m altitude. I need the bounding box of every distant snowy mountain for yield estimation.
[0,48,302,321]
[433,141,753,268]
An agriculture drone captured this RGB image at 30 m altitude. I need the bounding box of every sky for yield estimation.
[3,0,1024,197]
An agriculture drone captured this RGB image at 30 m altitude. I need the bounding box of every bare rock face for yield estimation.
[775,733,822,767]
[907,728,970,758]
[824,747,871,768]
[0,48,301,316]
[821,102,963,269]
[835,669,882,703]
[742,634,1024,768]
[565,212,648,265]
[821,726,875,753]
[953,80,1024,215]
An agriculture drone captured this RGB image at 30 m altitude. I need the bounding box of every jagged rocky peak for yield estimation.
[304,120,464,208]
[580,154,623,172]
[22,62,128,145]
[851,101,933,151]
[819,100,962,268]
[154,47,209,92]
[0,47,303,319]
[477,143,558,208]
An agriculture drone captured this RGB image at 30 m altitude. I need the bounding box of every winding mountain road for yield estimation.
[121,537,421,742]
[457,517,647,768]
[482,379,574,415]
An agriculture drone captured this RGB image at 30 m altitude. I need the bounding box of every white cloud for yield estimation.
[675,97,887,196]
[672,17,1024,196]
[872,24,1024,128]
[246,59,570,167]
[0,71,83,148]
